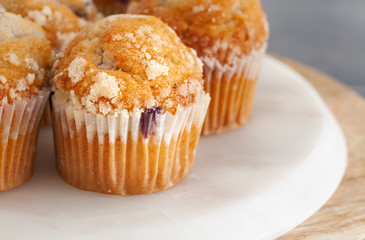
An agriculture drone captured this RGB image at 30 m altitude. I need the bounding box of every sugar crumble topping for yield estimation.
[128,0,269,65]
[146,60,169,80]
[0,75,7,84]
[26,73,36,84]
[1,0,89,51]
[67,57,88,83]
[52,15,204,115]
[26,6,53,27]
[56,31,78,50]
[90,72,120,99]
[192,4,220,13]
[8,78,29,101]
[0,12,52,104]
[25,58,40,71]
[4,53,21,66]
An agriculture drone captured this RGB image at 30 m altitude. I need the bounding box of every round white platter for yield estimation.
[0,56,347,240]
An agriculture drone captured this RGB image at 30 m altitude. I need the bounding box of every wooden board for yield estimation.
[277,57,365,239]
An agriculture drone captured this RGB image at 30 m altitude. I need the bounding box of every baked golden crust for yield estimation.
[93,0,129,15]
[128,0,269,65]
[0,0,88,51]
[0,12,52,103]
[52,15,203,115]
[53,0,100,21]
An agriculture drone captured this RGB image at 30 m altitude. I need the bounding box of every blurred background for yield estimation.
[261,0,365,96]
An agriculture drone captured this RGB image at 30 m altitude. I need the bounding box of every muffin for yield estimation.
[128,0,269,135]
[0,12,52,191]
[53,0,100,21]
[51,14,210,195]
[0,0,88,51]
[93,0,129,15]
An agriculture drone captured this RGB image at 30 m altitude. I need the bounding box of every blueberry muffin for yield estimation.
[0,12,52,191]
[0,0,88,51]
[128,0,269,135]
[51,14,210,195]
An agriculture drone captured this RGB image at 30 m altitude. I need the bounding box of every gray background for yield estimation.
[261,0,365,96]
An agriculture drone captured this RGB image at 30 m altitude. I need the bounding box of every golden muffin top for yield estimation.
[52,15,203,116]
[0,0,88,51]
[128,0,269,65]
[0,12,52,104]
[52,0,100,21]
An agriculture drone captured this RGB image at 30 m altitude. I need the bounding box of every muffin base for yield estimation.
[0,129,39,191]
[0,89,49,191]
[202,46,266,135]
[54,125,200,195]
[52,94,210,195]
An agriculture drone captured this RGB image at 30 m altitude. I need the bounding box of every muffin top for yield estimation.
[0,0,88,51]
[128,0,269,66]
[52,14,203,116]
[52,0,100,21]
[0,12,52,104]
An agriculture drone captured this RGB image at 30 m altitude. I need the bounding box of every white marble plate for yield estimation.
[0,56,347,240]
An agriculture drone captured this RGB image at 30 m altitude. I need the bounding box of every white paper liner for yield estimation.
[52,93,210,195]
[0,89,50,191]
[201,45,267,135]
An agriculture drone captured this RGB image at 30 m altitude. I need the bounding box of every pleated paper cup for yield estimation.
[201,46,266,135]
[52,93,210,195]
[0,89,50,191]
[41,100,52,126]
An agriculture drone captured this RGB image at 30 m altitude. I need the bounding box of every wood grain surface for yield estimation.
[277,57,365,239]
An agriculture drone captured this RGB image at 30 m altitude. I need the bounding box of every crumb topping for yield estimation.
[128,0,269,65]
[52,14,203,115]
[90,72,120,99]
[4,53,21,66]
[67,57,88,83]
[1,0,89,51]
[146,60,169,80]
[0,12,52,104]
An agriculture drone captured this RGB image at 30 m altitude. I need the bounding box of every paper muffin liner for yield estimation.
[201,45,267,135]
[41,100,52,126]
[52,93,210,195]
[0,89,50,191]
